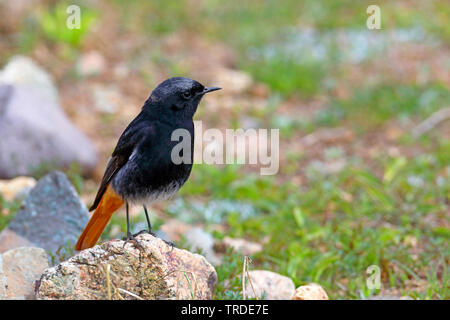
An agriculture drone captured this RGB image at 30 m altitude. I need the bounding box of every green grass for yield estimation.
[14,0,97,56]
[175,138,449,299]
[244,57,327,98]
[206,0,450,97]
[0,196,20,232]
[107,0,450,98]
[38,1,97,48]
[214,249,247,300]
[314,83,450,130]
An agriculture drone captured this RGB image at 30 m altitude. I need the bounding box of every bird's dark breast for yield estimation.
[111,122,194,204]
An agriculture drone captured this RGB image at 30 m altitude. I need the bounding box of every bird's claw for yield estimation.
[122,232,144,251]
[132,229,175,250]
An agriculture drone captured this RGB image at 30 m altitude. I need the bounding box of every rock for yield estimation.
[0,55,59,104]
[0,84,97,178]
[0,254,7,297]
[0,247,49,299]
[0,171,89,254]
[36,234,217,300]
[76,51,105,77]
[184,227,221,265]
[222,237,263,256]
[0,229,35,253]
[244,270,296,300]
[292,283,329,300]
[0,176,36,202]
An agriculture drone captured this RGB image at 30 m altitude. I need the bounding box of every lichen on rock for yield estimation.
[36,234,217,300]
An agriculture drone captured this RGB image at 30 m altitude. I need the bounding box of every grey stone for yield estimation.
[4,171,89,254]
[0,84,12,117]
[0,55,97,178]
[0,84,97,178]
[0,55,59,104]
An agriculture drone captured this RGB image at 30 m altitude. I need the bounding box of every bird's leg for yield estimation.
[123,201,143,251]
[132,205,174,249]
[144,205,153,233]
[126,201,131,237]
[132,205,154,236]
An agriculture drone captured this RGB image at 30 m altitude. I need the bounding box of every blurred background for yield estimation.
[0,0,448,299]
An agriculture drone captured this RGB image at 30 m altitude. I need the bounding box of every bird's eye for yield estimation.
[182,91,192,99]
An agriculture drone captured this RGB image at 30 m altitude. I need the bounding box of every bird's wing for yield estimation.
[89,118,151,211]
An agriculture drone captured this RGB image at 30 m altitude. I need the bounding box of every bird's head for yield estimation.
[144,77,221,121]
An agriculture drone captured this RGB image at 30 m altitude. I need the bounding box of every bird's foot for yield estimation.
[122,232,144,251]
[133,229,175,250]
[164,239,175,251]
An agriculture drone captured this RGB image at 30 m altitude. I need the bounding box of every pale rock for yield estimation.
[0,254,6,297]
[0,229,35,253]
[0,247,49,299]
[244,270,295,300]
[36,234,217,300]
[0,55,59,104]
[0,56,97,177]
[0,84,98,178]
[0,176,36,202]
[222,237,263,256]
[292,283,329,300]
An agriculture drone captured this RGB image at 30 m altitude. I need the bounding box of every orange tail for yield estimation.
[75,186,124,251]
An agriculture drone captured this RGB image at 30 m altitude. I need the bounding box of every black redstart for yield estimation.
[76,77,221,250]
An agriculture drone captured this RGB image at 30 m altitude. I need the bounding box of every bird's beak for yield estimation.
[203,86,222,94]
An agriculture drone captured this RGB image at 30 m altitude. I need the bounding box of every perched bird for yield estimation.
[75,77,221,250]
